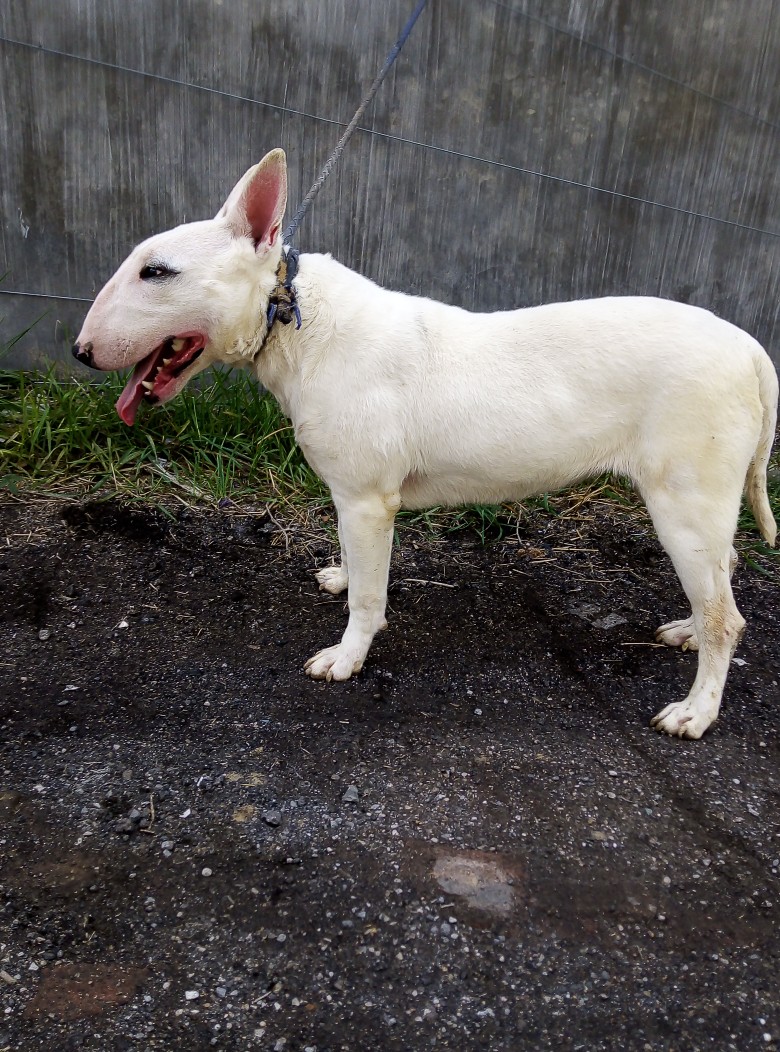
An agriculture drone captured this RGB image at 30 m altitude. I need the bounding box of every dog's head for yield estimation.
[73,149,288,425]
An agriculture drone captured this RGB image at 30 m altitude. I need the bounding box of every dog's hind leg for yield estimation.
[644,485,745,739]
[316,517,349,595]
[654,546,738,652]
[305,490,399,681]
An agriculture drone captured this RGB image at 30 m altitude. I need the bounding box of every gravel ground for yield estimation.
[0,495,778,1051]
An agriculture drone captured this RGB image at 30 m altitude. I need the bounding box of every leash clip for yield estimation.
[266,247,302,332]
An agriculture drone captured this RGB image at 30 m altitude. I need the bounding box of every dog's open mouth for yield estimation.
[115,334,206,426]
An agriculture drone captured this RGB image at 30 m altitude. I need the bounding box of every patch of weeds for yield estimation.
[401,503,521,542]
[0,367,325,508]
[735,458,780,577]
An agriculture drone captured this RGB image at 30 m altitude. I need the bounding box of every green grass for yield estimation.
[0,367,778,575]
[0,368,328,510]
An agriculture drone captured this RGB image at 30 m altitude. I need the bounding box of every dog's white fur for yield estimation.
[76,149,778,738]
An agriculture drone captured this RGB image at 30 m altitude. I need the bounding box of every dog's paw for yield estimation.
[655,616,699,651]
[650,700,715,739]
[305,644,363,681]
[315,565,349,595]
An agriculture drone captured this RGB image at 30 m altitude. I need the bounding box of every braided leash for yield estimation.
[266,0,430,340]
[282,0,431,247]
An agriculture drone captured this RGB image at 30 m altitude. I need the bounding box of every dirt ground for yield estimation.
[1,494,779,1052]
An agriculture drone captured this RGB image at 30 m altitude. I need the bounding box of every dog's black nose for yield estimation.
[72,341,95,368]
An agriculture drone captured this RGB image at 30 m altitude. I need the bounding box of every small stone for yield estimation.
[263,810,282,827]
[342,785,359,803]
[161,840,175,851]
[592,613,627,630]
[276,933,287,943]
[37,629,51,641]
[216,987,227,998]
[185,990,199,1001]
[201,867,213,877]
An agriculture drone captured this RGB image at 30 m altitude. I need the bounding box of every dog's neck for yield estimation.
[243,246,302,368]
[250,250,377,421]
[252,249,313,417]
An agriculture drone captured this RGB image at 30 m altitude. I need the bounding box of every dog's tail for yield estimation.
[745,345,779,547]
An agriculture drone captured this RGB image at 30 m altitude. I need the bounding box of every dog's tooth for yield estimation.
[141,380,155,391]
[162,357,173,367]
[171,338,185,353]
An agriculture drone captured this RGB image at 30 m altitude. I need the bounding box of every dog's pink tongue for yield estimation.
[115,353,158,426]
[115,381,144,427]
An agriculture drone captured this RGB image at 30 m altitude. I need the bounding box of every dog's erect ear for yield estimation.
[217,149,288,252]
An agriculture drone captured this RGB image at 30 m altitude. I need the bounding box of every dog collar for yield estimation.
[266,247,302,332]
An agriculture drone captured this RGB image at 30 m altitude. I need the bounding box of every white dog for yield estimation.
[73,148,778,738]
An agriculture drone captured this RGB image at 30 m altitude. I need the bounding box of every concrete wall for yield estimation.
[1,0,778,368]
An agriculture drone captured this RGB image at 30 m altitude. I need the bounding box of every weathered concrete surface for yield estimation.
[1,0,779,367]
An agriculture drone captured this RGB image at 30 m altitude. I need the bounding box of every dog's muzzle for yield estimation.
[72,341,97,368]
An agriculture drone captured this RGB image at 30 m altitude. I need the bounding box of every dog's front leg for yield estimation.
[305,490,399,681]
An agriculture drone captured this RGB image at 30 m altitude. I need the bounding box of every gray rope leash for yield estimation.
[282,0,431,244]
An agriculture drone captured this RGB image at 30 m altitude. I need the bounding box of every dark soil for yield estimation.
[1,496,779,1052]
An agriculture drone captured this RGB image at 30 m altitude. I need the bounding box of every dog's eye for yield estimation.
[139,263,175,280]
